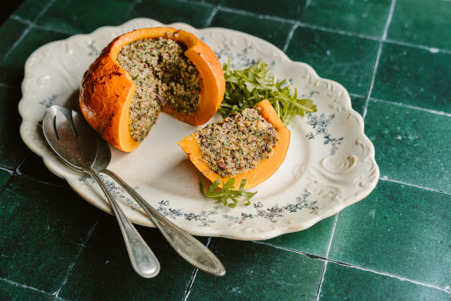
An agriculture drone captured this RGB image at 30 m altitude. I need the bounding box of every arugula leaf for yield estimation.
[220,58,317,125]
[199,172,257,208]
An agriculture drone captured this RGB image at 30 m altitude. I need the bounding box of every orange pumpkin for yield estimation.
[178,99,290,190]
[79,27,225,152]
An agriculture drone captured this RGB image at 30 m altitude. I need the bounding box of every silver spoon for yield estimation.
[43,105,160,278]
[43,105,226,276]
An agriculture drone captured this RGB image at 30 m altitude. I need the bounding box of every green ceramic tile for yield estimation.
[186,0,221,4]
[285,26,380,95]
[0,85,29,170]
[263,215,335,258]
[387,0,451,50]
[372,43,451,113]
[126,0,214,29]
[303,0,392,38]
[365,101,451,193]
[0,169,11,189]
[350,94,367,116]
[329,180,451,289]
[0,27,69,87]
[16,152,68,188]
[210,9,294,50]
[59,215,197,300]
[0,1,24,26]
[319,262,450,301]
[188,238,324,300]
[11,0,51,22]
[0,175,101,293]
[36,0,133,34]
[222,0,308,21]
[0,18,29,59]
[0,280,54,301]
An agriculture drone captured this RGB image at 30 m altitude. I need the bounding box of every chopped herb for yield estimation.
[221,58,317,125]
[199,172,257,208]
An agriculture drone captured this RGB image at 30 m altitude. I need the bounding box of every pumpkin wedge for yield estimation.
[79,27,225,152]
[178,99,290,190]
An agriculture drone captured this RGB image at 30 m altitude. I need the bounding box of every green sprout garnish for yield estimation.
[199,172,257,208]
[220,58,317,125]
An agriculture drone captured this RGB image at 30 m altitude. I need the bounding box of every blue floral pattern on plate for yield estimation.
[19,18,379,240]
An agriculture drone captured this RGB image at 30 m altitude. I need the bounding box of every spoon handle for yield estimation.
[102,169,226,276]
[85,168,160,278]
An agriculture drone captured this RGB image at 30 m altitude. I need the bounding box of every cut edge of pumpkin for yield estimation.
[178,99,291,190]
[80,27,224,153]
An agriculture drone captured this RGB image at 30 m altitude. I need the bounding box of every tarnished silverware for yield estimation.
[43,105,160,278]
[42,105,225,277]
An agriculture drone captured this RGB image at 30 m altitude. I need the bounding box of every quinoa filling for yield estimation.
[117,37,200,142]
[195,108,280,178]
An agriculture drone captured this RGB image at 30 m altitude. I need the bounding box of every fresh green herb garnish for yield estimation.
[221,58,317,125]
[199,172,257,208]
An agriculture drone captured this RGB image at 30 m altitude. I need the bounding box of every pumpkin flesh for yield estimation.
[79,27,225,152]
[178,99,291,190]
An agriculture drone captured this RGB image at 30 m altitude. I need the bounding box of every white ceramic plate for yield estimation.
[19,18,379,241]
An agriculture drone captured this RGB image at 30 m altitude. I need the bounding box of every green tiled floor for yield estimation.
[387,0,451,50]
[286,26,381,96]
[372,43,451,113]
[1,0,450,300]
[329,180,451,288]
[302,0,393,37]
[210,9,293,50]
[365,101,451,193]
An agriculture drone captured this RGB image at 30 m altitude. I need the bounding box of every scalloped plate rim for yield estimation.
[18,18,379,241]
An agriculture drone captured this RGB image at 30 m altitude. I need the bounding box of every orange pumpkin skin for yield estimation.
[178,99,291,190]
[79,27,225,152]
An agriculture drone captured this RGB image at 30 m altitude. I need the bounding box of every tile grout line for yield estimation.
[205,4,221,28]
[3,0,56,62]
[282,0,311,53]
[177,0,219,9]
[7,3,451,57]
[217,3,451,55]
[348,92,451,119]
[6,6,451,126]
[0,167,14,175]
[335,261,451,294]
[0,173,14,198]
[182,268,199,301]
[384,38,448,54]
[0,278,55,298]
[370,97,451,117]
[315,212,339,301]
[282,22,299,53]
[8,2,451,56]
[362,0,397,120]
[52,220,99,299]
[380,177,451,196]
[256,239,450,294]
[182,237,213,301]
[219,6,296,24]
[10,17,78,36]
[1,152,32,195]
[7,22,449,121]
[1,2,448,299]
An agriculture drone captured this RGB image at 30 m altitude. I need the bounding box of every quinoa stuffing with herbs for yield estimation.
[195,108,280,178]
[117,37,200,142]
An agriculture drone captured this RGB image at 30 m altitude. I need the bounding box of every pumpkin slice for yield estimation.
[79,27,225,152]
[178,99,290,190]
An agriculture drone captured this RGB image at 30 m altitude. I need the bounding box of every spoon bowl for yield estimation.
[42,105,226,277]
[42,105,160,278]
[43,106,98,170]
